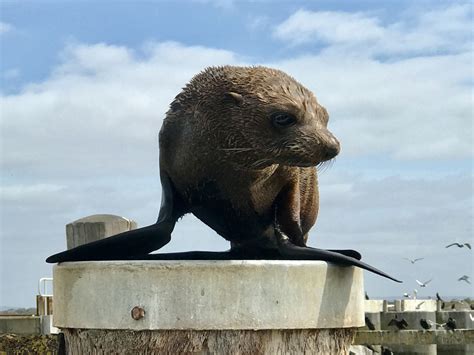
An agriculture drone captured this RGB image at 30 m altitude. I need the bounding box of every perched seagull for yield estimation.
[458,275,471,284]
[445,317,457,331]
[446,242,471,249]
[365,316,376,330]
[419,318,431,330]
[388,315,409,330]
[416,279,432,288]
[403,257,424,264]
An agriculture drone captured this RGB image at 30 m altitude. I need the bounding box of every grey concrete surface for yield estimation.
[53,260,364,330]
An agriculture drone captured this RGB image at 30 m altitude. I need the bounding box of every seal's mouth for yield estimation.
[276,143,340,168]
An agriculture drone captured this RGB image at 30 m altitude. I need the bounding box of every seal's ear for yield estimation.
[224,92,244,105]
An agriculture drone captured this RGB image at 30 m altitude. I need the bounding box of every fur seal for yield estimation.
[47,66,400,282]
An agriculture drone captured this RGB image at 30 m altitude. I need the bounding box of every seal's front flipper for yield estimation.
[275,229,401,283]
[46,172,183,263]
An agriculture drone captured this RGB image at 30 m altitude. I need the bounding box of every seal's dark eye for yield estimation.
[271,112,297,128]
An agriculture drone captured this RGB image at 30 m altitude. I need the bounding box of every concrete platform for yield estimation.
[53,260,364,330]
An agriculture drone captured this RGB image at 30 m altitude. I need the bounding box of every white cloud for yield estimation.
[0,22,13,35]
[274,10,384,45]
[274,4,472,56]
[1,41,240,179]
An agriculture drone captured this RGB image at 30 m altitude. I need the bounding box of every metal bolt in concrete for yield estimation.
[131,306,145,320]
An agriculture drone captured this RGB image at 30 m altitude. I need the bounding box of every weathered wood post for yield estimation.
[52,215,365,354]
[66,214,137,249]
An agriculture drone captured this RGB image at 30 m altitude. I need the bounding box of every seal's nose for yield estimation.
[321,132,340,161]
[323,143,340,160]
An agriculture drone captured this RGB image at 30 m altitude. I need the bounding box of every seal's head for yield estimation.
[168,66,340,169]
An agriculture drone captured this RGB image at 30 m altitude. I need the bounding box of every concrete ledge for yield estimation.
[354,329,474,345]
[0,316,42,335]
[53,260,364,330]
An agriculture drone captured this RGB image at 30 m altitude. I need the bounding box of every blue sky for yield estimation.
[1,0,472,307]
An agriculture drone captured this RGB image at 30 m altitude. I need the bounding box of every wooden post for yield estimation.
[36,296,53,316]
[66,214,137,249]
[53,260,365,354]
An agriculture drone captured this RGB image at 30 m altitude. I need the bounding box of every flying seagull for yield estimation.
[416,279,432,287]
[458,275,471,284]
[403,257,424,264]
[403,289,418,299]
[446,242,471,249]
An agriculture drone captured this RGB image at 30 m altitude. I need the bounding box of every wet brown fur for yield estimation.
[159,66,340,250]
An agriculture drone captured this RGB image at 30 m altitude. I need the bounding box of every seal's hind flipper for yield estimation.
[327,249,362,260]
[275,229,401,283]
[46,171,183,263]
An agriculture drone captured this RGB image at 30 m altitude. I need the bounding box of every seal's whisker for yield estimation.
[251,158,271,169]
[317,159,336,174]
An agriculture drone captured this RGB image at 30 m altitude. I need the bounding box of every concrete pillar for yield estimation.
[53,260,365,354]
[362,300,384,354]
[66,214,137,249]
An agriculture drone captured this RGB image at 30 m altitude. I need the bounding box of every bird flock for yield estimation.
[383,315,457,331]
[364,242,472,355]
[401,241,472,299]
